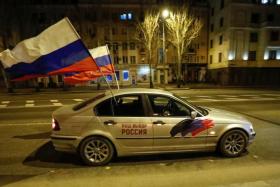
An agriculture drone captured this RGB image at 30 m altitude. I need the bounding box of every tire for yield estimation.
[79,136,114,166]
[219,130,248,158]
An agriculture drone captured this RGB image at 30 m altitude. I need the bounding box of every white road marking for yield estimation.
[241,94,258,97]
[25,103,34,107]
[250,97,263,99]
[195,96,212,98]
[1,101,10,104]
[261,94,280,97]
[0,105,7,108]
[73,99,84,102]
[223,97,240,100]
[52,103,63,106]
[200,98,220,102]
[217,95,238,97]
[250,98,278,101]
[50,100,59,102]
[26,100,34,103]
[2,122,50,126]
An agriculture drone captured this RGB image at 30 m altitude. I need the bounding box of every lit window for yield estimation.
[120,13,133,21]
[106,75,112,81]
[277,0,280,5]
[123,70,129,81]
[128,13,132,20]
[120,14,127,20]
[261,0,268,4]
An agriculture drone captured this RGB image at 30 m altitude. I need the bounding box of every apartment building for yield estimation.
[0,0,209,88]
[208,0,280,85]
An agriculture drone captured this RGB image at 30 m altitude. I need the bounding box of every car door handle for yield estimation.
[153,120,166,125]
[104,120,117,126]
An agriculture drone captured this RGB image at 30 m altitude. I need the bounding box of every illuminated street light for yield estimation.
[162,9,170,19]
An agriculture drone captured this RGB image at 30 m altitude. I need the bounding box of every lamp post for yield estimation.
[162,9,169,65]
[161,9,169,84]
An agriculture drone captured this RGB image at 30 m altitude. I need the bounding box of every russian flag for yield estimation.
[64,45,115,84]
[89,46,115,74]
[0,18,99,81]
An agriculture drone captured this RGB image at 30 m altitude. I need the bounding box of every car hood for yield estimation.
[205,107,251,124]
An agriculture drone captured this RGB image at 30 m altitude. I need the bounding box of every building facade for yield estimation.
[0,0,279,88]
[0,0,209,88]
[208,0,280,85]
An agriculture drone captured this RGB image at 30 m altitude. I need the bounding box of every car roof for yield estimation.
[104,88,174,97]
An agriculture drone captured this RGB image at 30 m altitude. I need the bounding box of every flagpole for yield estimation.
[105,45,119,90]
[64,17,81,39]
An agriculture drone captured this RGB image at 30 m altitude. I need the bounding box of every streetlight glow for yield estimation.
[162,9,170,19]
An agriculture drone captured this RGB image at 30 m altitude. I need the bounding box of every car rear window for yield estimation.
[73,93,105,111]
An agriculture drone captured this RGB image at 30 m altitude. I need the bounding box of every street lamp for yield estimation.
[161,9,169,65]
[161,9,169,84]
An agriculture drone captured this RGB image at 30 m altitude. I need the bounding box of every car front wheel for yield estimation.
[219,130,248,157]
[79,136,114,166]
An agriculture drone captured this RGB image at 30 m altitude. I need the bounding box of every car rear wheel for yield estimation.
[79,136,114,166]
[219,130,248,157]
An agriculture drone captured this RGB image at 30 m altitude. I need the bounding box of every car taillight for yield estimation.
[52,118,60,131]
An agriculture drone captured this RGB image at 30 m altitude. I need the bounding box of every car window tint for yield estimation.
[148,95,191,117]
[113,95,145,117]
[73,93,105,111]
[95,98,113,116]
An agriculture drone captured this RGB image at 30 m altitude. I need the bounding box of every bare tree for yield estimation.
[136,10,159,88]
[165,6,202,88]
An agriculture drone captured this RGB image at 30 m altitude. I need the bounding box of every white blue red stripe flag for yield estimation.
[0,18,99,81]
[89,45,115,74]
[64,45,115,84]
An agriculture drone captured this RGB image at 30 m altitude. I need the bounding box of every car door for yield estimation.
[146,94,207,151]
[95,94,153,153]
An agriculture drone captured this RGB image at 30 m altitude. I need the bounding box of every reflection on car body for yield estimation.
[51,88,256,166]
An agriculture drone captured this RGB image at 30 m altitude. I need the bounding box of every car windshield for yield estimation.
[173,94,208,116]
[73,93,105,111]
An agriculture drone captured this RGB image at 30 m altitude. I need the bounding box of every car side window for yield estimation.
[113,95,145,117]
[148,95,191,117]
[95,98,113,116]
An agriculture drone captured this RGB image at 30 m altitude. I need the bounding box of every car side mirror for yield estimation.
[191,111,198,119]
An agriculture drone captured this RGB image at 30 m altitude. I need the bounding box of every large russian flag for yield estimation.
[64,45,115,84]
[0,18,99,81]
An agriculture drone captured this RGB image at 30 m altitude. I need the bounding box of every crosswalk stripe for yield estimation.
[50,100,59,102]
[1,101,10,104]
[26,100,34,103]
[25,103,34,107]
[52,103,63,106]
[0,104,7,108]
[73,99,84,102]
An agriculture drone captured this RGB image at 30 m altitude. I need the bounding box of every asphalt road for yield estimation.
[0,88,280,187]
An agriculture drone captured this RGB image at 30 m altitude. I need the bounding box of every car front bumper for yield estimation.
[248,132,256,144]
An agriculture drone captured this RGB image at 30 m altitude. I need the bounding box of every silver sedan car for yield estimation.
[51,88,256,166]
